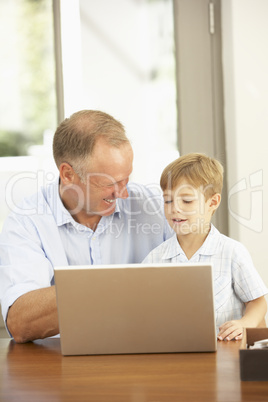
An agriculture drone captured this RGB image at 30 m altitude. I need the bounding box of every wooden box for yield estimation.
[240,328,268,381]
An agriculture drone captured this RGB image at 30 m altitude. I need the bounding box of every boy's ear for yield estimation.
[59,162,76,185]
[209,193,221,212]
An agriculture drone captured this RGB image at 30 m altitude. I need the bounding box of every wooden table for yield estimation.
[0,338,267,401]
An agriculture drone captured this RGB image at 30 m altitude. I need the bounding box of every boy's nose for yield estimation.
[173,201,183,213]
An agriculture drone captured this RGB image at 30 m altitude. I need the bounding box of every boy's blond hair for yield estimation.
[160,153,223,200]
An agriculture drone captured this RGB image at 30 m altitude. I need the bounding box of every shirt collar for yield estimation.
[161,224,221,260]
[198,224,221,256]
[161,234,183,260]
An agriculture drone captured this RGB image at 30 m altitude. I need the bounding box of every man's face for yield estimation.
[64,139,133,222]
[163,179,214,237]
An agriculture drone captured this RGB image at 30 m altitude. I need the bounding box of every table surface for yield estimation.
[0,338,268,402]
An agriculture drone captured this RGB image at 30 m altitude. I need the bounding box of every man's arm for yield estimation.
[217,296,267,341]
[7,286,59,343]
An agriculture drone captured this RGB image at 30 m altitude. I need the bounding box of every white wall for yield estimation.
[222,0,268,312]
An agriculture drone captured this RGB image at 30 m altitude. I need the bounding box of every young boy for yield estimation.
[143,153,267,341]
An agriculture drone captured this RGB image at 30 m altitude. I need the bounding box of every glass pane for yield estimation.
[0,0,57,157]
[78,0,178,184]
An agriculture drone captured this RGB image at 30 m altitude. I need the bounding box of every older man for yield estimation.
[0,110,172,343]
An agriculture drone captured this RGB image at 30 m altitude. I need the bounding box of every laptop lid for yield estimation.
[54,263,216,355]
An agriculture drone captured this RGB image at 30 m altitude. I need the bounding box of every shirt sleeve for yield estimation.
[0,212,54,325]
[231,241,268,302]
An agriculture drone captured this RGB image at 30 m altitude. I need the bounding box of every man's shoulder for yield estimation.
[127,182,162,198]
[117,182,164,218]
[4,180,59,224]
[115,182,171,235]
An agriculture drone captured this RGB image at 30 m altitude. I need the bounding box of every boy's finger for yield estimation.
[218,326,243,341]
[217,327,235,340]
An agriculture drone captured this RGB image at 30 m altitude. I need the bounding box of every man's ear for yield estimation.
[59,162,76,185]
[209,193,221,212]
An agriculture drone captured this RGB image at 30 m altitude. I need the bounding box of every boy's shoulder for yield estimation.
[215,226,246,247]
[211,225,252,262]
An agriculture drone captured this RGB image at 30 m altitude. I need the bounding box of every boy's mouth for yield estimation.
[172,218,187,223]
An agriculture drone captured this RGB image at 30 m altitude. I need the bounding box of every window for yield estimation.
[0,0,57,157]
[78,0,178,184]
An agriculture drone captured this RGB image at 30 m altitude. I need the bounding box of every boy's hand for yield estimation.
[217,320,243,341]
[217,297,267,341]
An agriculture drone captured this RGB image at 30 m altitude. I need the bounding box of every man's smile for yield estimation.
[103,198,116,204]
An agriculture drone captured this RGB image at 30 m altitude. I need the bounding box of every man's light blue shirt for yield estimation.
[0,180,173,324]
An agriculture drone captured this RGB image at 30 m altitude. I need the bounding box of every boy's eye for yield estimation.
[182,199,193,204]
[164,200,173,204]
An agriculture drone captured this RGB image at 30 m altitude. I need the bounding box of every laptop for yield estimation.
[54,263,217,355]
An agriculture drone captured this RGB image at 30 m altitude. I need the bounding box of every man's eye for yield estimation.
[101,182,115,188]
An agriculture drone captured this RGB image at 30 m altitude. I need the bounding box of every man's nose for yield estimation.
[114,181,129,199]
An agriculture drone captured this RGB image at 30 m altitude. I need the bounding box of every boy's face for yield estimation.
[163,179,220,237]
